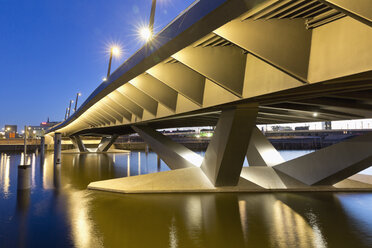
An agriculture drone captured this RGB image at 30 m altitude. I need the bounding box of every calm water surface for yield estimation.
[0,151,372,248]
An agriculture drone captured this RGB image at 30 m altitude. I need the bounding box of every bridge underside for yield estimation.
[88,107,372,193]
[49,0,372,193]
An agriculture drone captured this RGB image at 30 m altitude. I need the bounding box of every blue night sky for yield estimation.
[0,0,195,129]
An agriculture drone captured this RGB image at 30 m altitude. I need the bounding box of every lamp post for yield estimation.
[74,93,81,112]
[106,47,120,79]
[67,100,74,118]
[139,0,157,42]
[107,49,113,79]
[149,0,157,36]
[64,108,68,121]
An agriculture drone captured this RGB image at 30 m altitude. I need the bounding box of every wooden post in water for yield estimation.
[18,125,31,190]
[54,133,62,166]
[23,125,27,165]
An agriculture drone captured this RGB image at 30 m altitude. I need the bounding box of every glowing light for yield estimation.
[313,112,318,117]
[102,77,107,81]
[111,46,120,56]
[139,26,152,42]
[78,93,82,96]
[127,155,130,177]
[3,155,10,195]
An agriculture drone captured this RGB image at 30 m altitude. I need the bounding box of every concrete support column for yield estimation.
[97,135,119,152]
[70,136,87,152]
[40,136,45,158]
[201,104,258,186]
[132,125,203,170]
[246,127,284,166]
[54,133,62,166]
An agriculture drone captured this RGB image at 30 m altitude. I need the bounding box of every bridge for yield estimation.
[48,0,372,192]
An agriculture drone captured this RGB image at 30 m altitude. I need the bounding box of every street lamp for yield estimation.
[64,108,69,121]
[138,0,157,42]
[67,100,74,118]
[74,93,82,112]
[149,0,157,36]
[106,46,121,79]
[139,27,153,42]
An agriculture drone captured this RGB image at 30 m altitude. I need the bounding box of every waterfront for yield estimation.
[0,151,371,247]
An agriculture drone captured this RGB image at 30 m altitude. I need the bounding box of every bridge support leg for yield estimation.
[96,135,119,152]
[246,127,284,167]
[54,133,62,166]
[274,132,372,185]
[70,136,87,152]
[131,125,203,170]
[201,104,258,186]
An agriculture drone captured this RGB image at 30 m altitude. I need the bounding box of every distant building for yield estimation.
[27,126,45,138]
[295,126,310,131]
[27,118,61,138]
[4,125,17,139]
[40,118,60,129]
[271,126,293,132]
[322,121,332,130]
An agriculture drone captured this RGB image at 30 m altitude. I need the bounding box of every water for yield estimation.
[1,151,372,248]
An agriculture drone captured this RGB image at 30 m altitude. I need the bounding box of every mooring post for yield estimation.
[18,125,31,190]
[54,133,62,166]
[23,125,27,165]
[40,136,45,160]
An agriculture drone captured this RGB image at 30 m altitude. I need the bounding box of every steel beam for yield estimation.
[99,103,123,124]
[117,83,158,116]
[130,74,178,112]
[319,0,372,27]
[214,18,312,82]
[147,61,205,106]
[172,44,246,97]
[110,91,144,119]
[105,97,132,122]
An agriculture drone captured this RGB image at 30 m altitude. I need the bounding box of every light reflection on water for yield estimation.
[0,151,371,247]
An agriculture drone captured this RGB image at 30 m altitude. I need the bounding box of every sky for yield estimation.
[0,0,196,129]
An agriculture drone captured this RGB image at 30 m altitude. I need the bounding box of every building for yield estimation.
[322,121,332,130]
[27,126,46,138]
[4,125,17,139]
[40,118,60,129]
[26,119,61,138]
